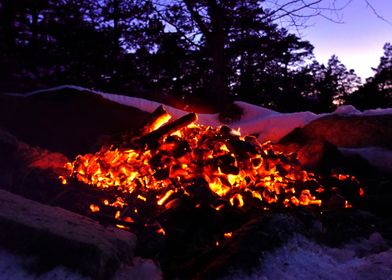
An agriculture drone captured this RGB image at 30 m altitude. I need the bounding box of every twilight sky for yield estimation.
[302,0,392,81]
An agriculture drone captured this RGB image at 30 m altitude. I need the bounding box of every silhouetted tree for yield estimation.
[0,0,366,114]
[300,56,361,112]
[149,0,349,109]
[347,43,392,109]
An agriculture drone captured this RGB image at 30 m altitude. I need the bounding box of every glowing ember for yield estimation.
[59,176,67,185]
[61,109,363,229]
[89,204,100,213]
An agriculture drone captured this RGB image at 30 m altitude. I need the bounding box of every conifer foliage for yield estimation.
[0,0,390,112]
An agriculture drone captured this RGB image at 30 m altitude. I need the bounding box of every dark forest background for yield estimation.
[0,0,391,113]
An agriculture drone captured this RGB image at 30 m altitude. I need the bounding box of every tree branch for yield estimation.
[264,0,323,22]
[151,4,203,49]
[364,0,392,26]
[183,0,211,37]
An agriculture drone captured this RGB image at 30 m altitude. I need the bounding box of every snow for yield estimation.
[0,249,162,280]
[95,91,223,127]
[8,85,392,168]
[225,233,392,280]
[331,105,392,116]
[230,108,321,143]
[95,90,321,141]
[5,85,102,97]
[113,258,162,280]
[362,108,392,116]
[7,85,392,144]
[5,85,322,142]
[1,232,391,280]
[340,147,392,173]
[332,105,362,115]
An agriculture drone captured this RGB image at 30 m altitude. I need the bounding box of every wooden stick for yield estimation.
[141,105,172,135]
[134,112,197,147]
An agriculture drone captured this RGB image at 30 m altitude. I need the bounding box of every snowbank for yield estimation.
[99,96,321,142]
[95,90,321,141]
[7,85,392,144]
[230,105,320,143]
[7,85,392,171]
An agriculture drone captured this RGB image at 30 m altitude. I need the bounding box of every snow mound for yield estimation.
[332,105,392,116]
[6,85,102,97]
[230,110,320,143]
[363,108,392,116]
[332,105,362,115]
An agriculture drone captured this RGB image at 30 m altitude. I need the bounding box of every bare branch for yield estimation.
[363,0,392,26]
[151,4,203,49]
[264,0,322,22]
[263,0,315,20]
[262,0,360,28]
[183,0,211,37]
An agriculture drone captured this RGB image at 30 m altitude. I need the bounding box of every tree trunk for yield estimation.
[209,35,228,109]
[183,0,229,110]
[207,0,228,110]
[0,0,17,50]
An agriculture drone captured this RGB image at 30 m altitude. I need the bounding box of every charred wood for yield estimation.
[140,105,172,135]
[134,112,197,148]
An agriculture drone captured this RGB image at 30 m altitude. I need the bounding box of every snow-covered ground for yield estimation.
[2,235,392,280]
[226,233,392,280]
[0,249,162,280]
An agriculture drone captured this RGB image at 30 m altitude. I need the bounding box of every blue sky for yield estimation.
[302,0,392,80]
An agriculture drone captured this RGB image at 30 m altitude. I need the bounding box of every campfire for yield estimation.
[60,106,364,234]
[2,90,391,280]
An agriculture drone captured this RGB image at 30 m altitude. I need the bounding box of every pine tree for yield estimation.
[347,43,392,109]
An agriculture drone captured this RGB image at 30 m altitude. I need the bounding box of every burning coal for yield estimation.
[60,106,363,231]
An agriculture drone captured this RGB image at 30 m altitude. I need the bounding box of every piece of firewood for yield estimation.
[140,105,172,135]
[0,189,137,280]
[134,112,197,148]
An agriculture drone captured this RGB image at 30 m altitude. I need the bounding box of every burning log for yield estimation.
[134,112,197,148]
[140,105,172,135]
[0,189,136,279]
